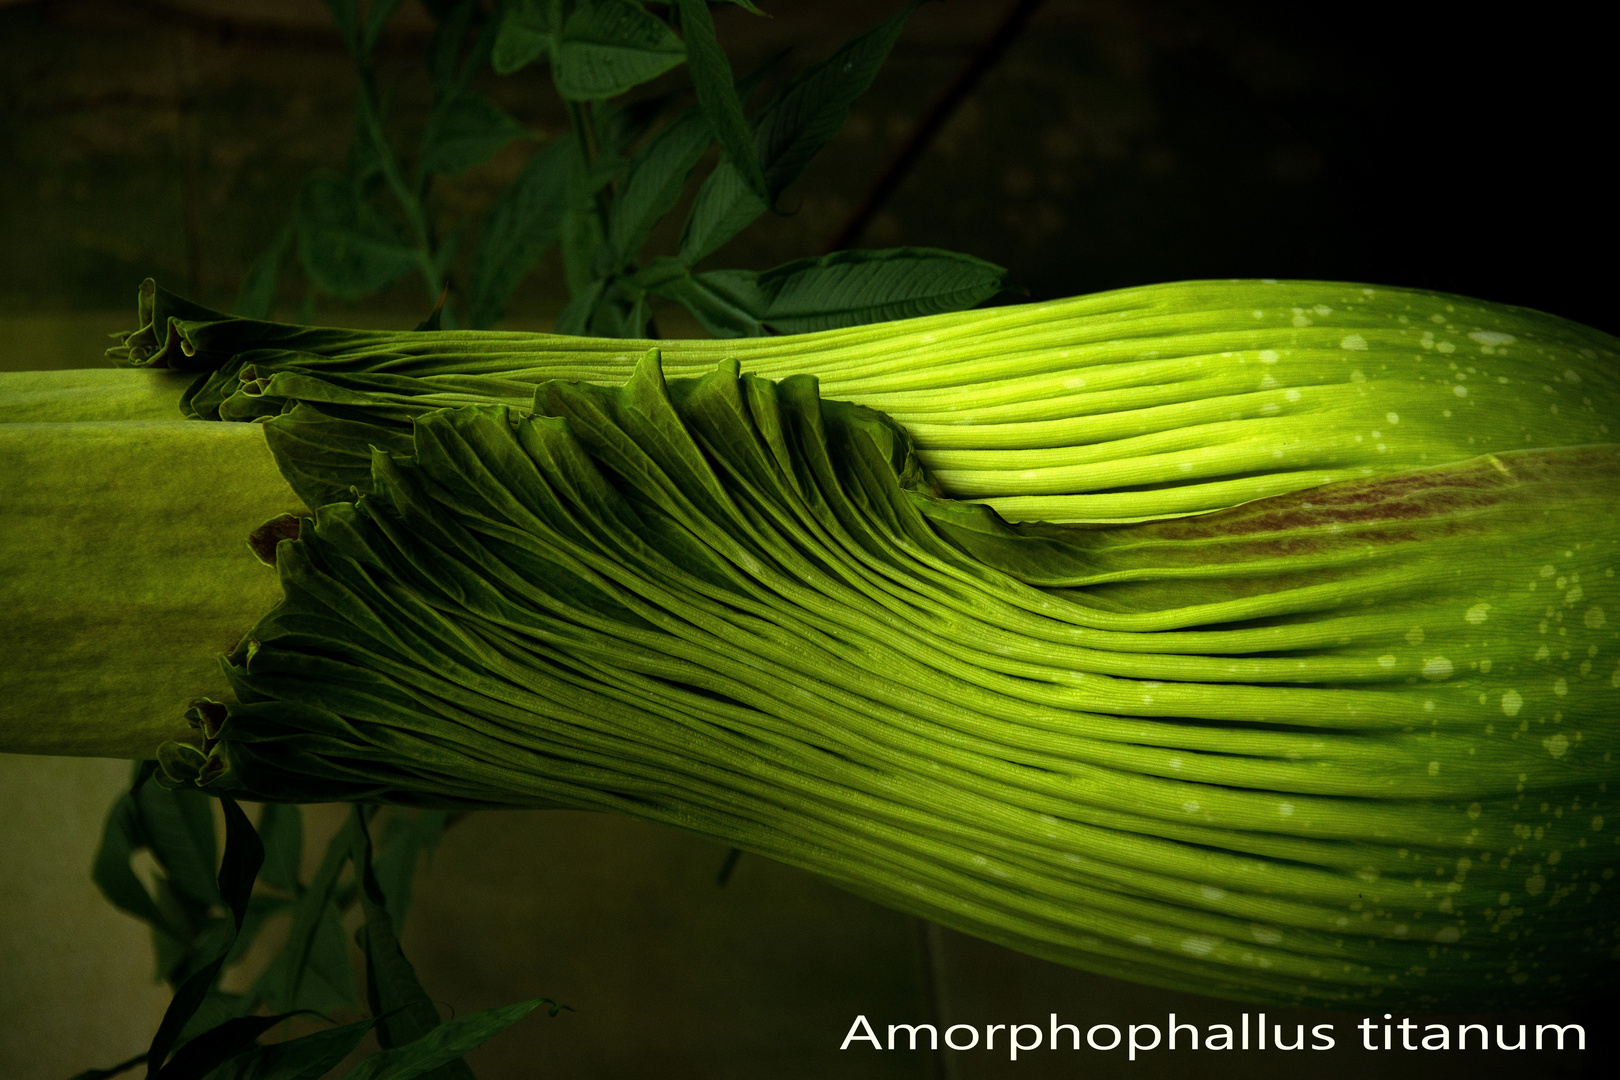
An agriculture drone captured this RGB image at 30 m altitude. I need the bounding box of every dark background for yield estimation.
[0,1,1612,1077]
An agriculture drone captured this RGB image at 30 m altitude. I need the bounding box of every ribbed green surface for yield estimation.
[159,352,1619,1010]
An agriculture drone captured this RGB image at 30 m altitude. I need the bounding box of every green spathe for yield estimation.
[109,277,1619,522]
[173,352,1617,1010]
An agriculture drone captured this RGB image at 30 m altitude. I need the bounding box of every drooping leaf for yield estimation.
[467,137,575,329]
[699,247,1011,335]
[350,808,468,1080]
[69,1051,148,1080]
[294,171,418,300]
[204,1018,376,1080]
[337,1001,546,1080]
[152,1011,309,1080]
[320,0,359,53]
[260,814,361,1015]
[145,795,264,1078]
[678,3,915,264]
[606,104,711,263]
[360,0,410,58]
[672,0,767,203]
[492,0,558,75]
[371,809,449,930]
[631,256,760,337]
[426,1,478,92]
[255,803,305,895]
[552,0,686,102]
[236,226,292,321]
[417,92,528,179]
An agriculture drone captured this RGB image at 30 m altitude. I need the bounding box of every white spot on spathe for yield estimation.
[1544,734,1570,759]
[1261,402,1280,415]
[1469,331,1517,347]
[1435,927,1461,944]
[1406,627,1426,646]
[1466,603,1491,624]
[1251,925,1283,945]
[1377,654,1397,669]
[1181,937,1217,957]
[1554,678,1568,697]
[1260,374,1279,389]
[1593,814,1605,831]
[1567,584,1584,604]
[1183,800,1202,814]
[1278,801,1295,817]
[1428,760,1441,776]
[1502,690,1524,716]
[1563,368,1582,383]
[1341,333,1368,351]
[1453,384,1469,397]
[1201,886,1226,901]
[1285,388,1302,402]
[1258,349,1279,363]
[1524,874,1547,896]
[1437,340,1456,354]
[1386,411,1400,424]
[1541,564,1557,578]
[1314,304,1332,315]
[1586,607,1607,629]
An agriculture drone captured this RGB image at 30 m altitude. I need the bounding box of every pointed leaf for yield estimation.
[678,3,915,264]
[205,1019,376,1080]
[553,0,686,102]
[716,247,1010,333]
[492,0,558,75]
[360,0,410,58]
[236,226,291,320]
[338,1002,545,1080]
[264,814,361,1015]
[320,0,359,53]
[371,810,449,930]
[294,172,418,300]
[153,1011,310,1080]
[146,796,264,1078]
[350,809,448,1053]
[70,1051,148,1080]
[417,92,527,178]
[467,138,574,329]
[673,0,767,202]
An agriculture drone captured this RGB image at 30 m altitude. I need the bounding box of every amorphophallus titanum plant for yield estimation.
[2,278,1615,1010]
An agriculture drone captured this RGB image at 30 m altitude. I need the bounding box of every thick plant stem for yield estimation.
[0,371,303,758]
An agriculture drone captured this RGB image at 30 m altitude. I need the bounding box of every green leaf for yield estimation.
[255,803,305,895]
[607,104,711,263]
[672,0,768,203]
[417,92,527,178]
[632,256,760,337]
[557,277,649,338]
[260,814,361,1015]
[146,796,265,1078]
[492,0,558,75]
[553,0,686,102]
[707,247,1011,334]
[70,1051,148,1080]
[236,226,291,320]
[426,1,477,92]
[294,171,418,300]
[337,1001,546,1080]
[678,3,914,264]
[320,0,359,53]
[371,810,449,929]
[360,0,410,58]
[467,137,575,329]
[204,1019,376,1080]
[350,808,470,1080]
[91,782,189,950]
[153,1011,309,1080]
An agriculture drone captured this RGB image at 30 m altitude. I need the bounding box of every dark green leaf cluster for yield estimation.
[237,1,1008,338]
[78,771,553,1079]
